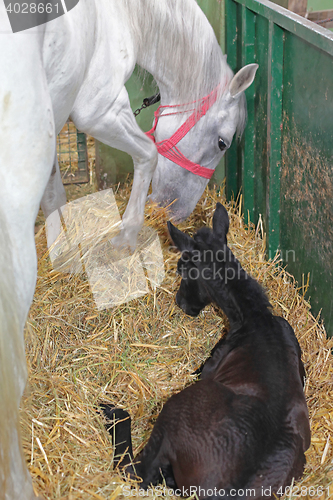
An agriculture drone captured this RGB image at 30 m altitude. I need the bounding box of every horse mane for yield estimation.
[123,0,247,135]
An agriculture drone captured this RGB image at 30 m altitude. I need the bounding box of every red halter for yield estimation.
[146,86,220,179]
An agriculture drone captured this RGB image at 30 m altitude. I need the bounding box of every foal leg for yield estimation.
[0,28,55,499]
[101,404,134,470]
[102,404,173,488]
[71,86,158,250]
[242,435,306,499]
[132,426,174,489]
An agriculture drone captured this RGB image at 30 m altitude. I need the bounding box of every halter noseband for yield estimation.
[146,86,220,179]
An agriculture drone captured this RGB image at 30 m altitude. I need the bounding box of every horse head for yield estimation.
[150,64,258,221]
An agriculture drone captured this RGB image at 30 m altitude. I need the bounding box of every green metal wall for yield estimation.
[225,0,333,335]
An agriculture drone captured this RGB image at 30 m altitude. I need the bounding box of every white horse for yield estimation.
[0,0,257,498]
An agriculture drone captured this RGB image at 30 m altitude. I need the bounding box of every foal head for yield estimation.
[168,202,271,328]
[168,202,231,317]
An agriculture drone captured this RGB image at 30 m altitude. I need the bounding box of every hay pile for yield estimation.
[22,182,333,500]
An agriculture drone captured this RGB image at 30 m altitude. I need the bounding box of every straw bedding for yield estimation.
[22,180,333,500]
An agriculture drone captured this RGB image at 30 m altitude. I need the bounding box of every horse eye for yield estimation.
[218,137,227,151]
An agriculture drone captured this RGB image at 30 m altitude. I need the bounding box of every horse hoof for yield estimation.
[111,230,138,253]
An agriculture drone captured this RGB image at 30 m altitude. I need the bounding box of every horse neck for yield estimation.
[124,0,227,104]
[210,249,272,329]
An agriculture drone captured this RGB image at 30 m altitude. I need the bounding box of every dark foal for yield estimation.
[102,203,310,500]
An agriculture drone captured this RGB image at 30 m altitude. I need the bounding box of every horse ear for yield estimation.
[212,203,229,242]
[167,221,194,252]
[229,63,258,99]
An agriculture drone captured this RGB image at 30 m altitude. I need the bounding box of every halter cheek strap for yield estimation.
[146,86,220,179]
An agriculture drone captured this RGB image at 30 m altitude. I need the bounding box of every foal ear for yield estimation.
[212,203,229,242]
[229,63,259,99]
[167,221,194,252]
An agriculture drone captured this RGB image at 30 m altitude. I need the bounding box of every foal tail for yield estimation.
[0,213,28,494]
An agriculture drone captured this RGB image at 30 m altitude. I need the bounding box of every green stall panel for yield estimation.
[225,0,333,335]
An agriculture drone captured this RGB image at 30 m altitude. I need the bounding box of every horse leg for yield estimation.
[0,33,55,499]
[0,151,53,500]
[40,149,67,248]
[71,86,158,250]
[0,158,53,500]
